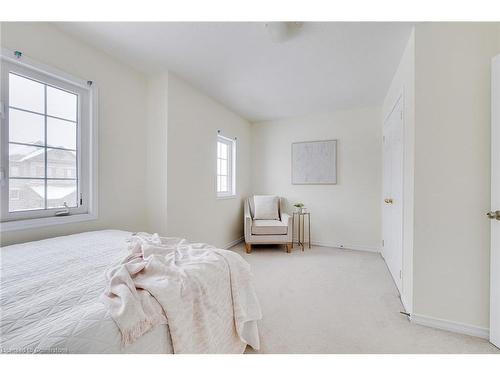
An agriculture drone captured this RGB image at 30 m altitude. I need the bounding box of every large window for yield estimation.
[216,134,236,198]
[1,52,96,229]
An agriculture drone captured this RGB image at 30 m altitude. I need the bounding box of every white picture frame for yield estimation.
[291,140,337,185]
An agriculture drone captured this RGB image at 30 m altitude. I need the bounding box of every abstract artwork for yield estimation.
[291,140,337,184]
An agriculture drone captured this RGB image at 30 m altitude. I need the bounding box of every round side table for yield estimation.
[292,211,311,251]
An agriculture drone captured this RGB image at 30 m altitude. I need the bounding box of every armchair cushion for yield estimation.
[251,219,288,235]
[253,195,280,220]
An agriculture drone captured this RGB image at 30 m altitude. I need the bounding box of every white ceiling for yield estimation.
[56,22,413,122]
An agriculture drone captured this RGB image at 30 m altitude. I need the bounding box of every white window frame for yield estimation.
[216,134,236,199]
[0,49,98,232]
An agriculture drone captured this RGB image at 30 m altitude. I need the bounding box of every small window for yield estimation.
[216,135,236,198]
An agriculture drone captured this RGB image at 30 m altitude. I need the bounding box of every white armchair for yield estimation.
[244,196,293,254]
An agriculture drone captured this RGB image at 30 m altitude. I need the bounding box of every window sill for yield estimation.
[0,213,97,232]
[216,194,237,200]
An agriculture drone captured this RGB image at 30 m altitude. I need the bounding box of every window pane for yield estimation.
[9,179,45,212]
[9,144,45,178]
[219,143,227,159]
[9,73,45,114]
[47,117,76,149]
[47,179,77,208]
[47,86,77,121]
[47,148,77,178]
[220,159,228,175]
[220,176,227,192]
[9,108,45,146]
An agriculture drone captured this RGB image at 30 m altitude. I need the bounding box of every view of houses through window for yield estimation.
[9,146,77,211]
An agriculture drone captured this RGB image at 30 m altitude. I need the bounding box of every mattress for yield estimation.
[0,230,173,354]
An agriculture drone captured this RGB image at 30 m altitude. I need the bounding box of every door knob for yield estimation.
[384,198,393,204]
[487,211,500,220]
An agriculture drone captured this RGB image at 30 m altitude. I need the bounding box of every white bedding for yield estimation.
[0,230,172,353]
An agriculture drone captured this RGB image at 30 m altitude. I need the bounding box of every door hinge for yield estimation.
[79,193,83,205]
[399,270,402,279]
[382,239,384,247]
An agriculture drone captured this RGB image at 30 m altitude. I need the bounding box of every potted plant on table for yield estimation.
[294,202,305,214]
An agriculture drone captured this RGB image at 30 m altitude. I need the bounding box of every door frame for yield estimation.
[382,91,406,303]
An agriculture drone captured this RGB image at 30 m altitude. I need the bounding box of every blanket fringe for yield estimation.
[121,318,155,346]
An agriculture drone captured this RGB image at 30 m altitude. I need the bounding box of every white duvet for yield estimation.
[0,230,260,354]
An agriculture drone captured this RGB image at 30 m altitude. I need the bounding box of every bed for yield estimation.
[1,230,253,354]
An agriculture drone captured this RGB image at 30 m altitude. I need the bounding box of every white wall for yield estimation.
[383,29,415,313]
[146,73,169,234]
[413,23,500,329]
[165,73,252,248]
[0,22,148,246]
[251,107,382,251]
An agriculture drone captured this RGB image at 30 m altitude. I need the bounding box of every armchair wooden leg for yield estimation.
[286,243,292,253]
[245,243,252,254]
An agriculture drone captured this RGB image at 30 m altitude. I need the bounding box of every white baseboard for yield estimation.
[311,241,381,253]
[224,236,244,249]
[223,238,380,253]
[411,313,489,339]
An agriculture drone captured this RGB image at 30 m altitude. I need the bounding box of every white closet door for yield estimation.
[382,97,404,294]
[490,54,500,348]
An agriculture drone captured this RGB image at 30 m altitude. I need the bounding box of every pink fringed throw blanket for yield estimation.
[101,233,262,353]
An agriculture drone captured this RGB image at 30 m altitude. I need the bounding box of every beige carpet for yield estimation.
[230,243,499,354]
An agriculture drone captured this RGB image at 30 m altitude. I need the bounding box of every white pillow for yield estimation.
[253,195,280,220]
